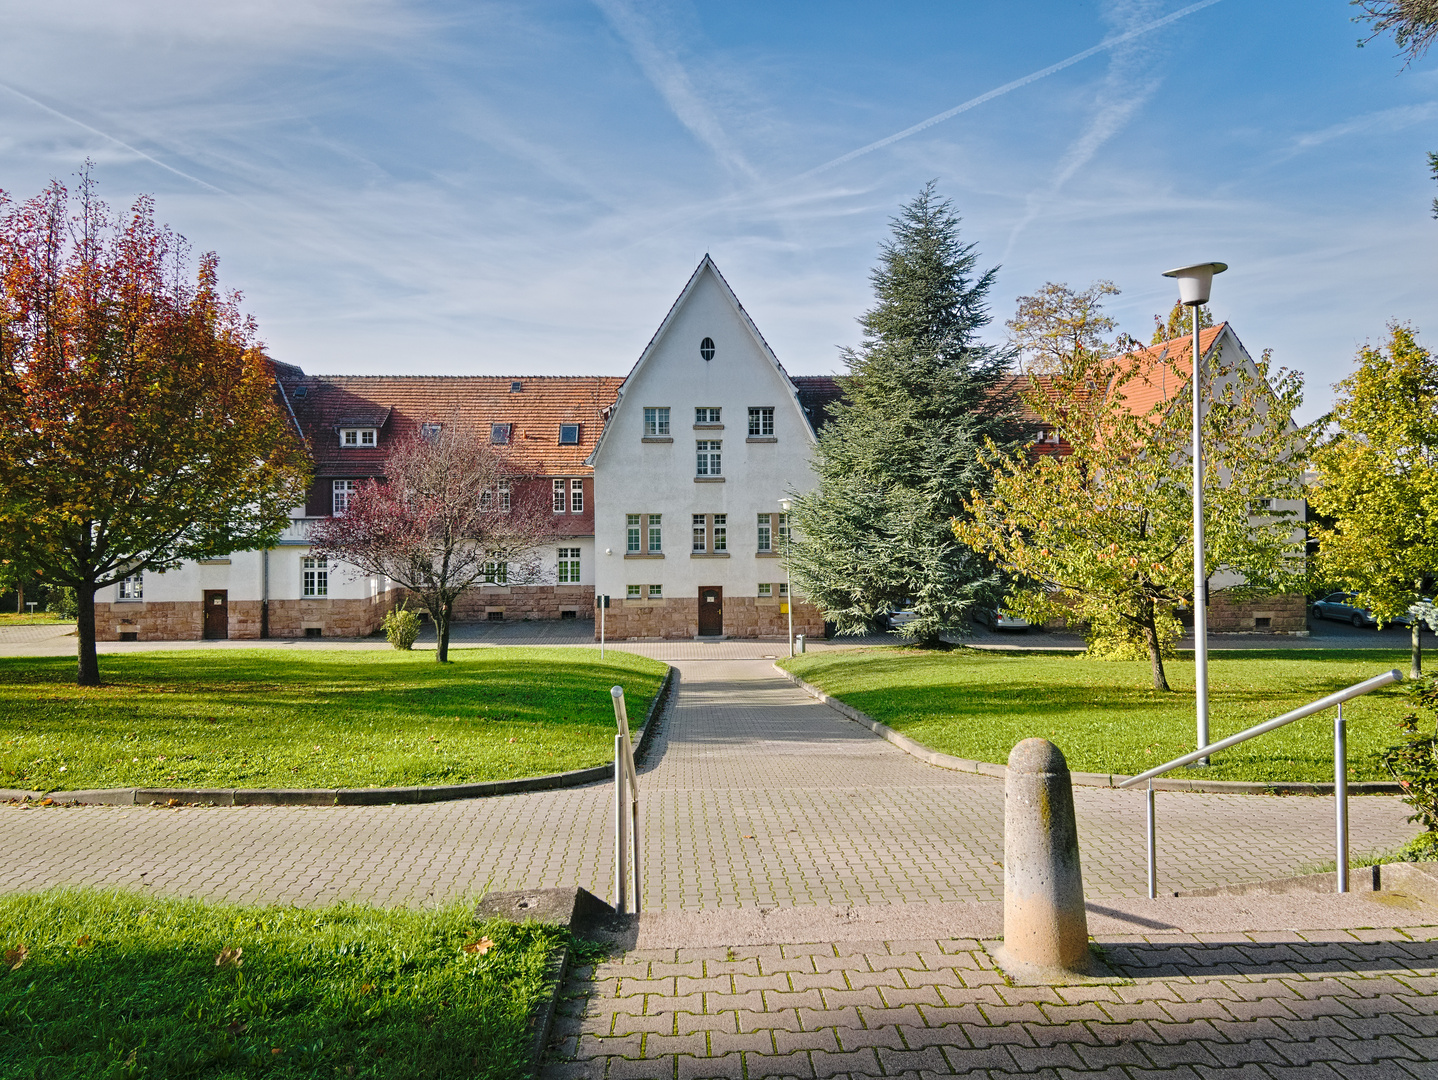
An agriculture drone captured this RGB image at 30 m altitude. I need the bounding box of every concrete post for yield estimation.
[997,738,1092,978]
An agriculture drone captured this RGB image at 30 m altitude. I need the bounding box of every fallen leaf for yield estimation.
[226,1021,247,1035]
[215,946,243,968]
[75,935,91,948]
[742,835,754,839]
[166,799,180,807]
[5,945,28,970]
[360,982,373,995]
[462,937,495,956]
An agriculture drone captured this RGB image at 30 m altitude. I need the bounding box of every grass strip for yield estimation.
[0,647,666,791]
[0,888,564,1079]
[782,647,1417,783]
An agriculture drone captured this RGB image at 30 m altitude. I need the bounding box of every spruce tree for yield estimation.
[787,183,1021,643]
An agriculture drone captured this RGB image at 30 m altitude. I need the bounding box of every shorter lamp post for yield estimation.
[779,498,794,658]
[1161,260,1227,765]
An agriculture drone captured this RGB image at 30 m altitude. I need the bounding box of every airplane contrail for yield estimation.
[0,81,230,196]
[797,0,1224,180]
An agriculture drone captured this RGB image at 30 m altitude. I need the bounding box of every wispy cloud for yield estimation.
[797,0,1222,181]
[1002,0,1175,260]
[1288,100,1438,153]
[591,0,758,182]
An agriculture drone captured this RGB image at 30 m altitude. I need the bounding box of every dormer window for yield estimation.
[421,422,442,441]
[340,428,377,447]
[491,423,511,445]
[510,381,523,393]
[558,424,580,445]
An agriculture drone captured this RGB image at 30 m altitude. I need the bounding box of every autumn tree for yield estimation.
[956,332,1310,691]
[1353,0,1438,63]
[1309,324,1438,678]
[1153,299,1214,345]
[308,426,552,662]
[0,175,310,685]
[1007,280,1127,375]
[786,183,1022,643]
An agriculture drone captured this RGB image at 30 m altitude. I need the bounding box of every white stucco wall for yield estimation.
[104,545,385,605]
[592,263,818,606]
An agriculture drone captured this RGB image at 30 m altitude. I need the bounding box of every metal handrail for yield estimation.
[1119,668,1402,898]
[1118,670,1403,789]
[611,686,641,914]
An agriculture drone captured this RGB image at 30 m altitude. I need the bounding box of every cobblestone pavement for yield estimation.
[545,927,1438,1079]
[0,659,1419,909]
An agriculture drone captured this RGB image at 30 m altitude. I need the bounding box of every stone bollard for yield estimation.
[996,738,1093,979]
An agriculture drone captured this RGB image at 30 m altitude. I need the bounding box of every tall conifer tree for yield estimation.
[787,183,1021,642]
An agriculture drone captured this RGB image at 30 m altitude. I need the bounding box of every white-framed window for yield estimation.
[643,407,670,437]
[776,512,789,545]
[779,582,789,597]
[332,479,358,515]
[647,514,662,553]
[302,557,328,597]
[648,584,663,599]
[757,513,772,552]
[627,584,642,598]
[483,561,508,585]
[340,428,377,447]
[695,406,721,424]
[692,514,707,552]
[479,488,493,511]
[553,479,566,513]
[713,514,727,552]
[758,583,772,597]
[499,479,510,512]
[557,547,580,584]
[490,423,511,445]
[420,422,442,441]
[570,479,583,513]
[118,572,143,600]
[748,407,774,437]
[626,514,641,553]
[558,423,580,445]
[696,440,721,476]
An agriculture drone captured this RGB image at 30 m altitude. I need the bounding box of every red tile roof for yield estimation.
[280,374,624,478]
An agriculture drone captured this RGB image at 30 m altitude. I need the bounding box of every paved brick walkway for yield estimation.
[0,658,1418,909]
[546,927,1438,1078]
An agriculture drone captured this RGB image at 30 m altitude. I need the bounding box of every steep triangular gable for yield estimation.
[587,255,816,465]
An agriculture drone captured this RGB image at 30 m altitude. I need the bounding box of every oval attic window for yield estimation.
[700,337,715,361]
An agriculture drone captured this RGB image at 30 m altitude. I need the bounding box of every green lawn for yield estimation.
[782,648,1417,783]
[0,648,666,792]
[0,888,568,1079]
[0,613,73,626]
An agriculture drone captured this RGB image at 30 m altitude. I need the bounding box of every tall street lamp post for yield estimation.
[1161,261,1227,765]
[779,497,794,658]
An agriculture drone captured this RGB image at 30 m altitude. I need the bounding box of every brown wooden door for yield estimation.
[203,590,228,639]
[697,586,723,636]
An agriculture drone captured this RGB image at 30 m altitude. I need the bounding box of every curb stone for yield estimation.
[7,665,676,807]
[776,664,1403,796]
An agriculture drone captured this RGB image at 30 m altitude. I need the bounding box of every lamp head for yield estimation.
[779,498,792,513]
[1162,261,1228,307]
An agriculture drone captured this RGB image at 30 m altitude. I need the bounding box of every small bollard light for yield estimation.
[796,634,805,654]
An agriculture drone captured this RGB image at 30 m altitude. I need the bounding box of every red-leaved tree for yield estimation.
[308,425,552,661]
[0,172,310,685]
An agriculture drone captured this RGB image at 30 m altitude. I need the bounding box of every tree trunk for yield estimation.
[1414,618,1423,681]
[435,600,453,663]
[1141,606,1170,692]
[15,582,22,614]
[76,582,100,686]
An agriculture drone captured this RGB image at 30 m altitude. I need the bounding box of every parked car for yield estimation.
[1311,592,1376,627]
[884,605,918,631]
[973,605,1031,631]
[1312,591,1435,628]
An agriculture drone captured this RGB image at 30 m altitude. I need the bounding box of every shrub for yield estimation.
[1380,674,1438,837]
[46,586,78,619]
[383,603,421,650]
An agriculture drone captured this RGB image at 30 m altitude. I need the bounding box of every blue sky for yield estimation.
[1,0,1434,419]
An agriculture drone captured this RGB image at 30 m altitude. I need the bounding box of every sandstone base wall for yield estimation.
[96,589,405,641]
[597,595,825,640]
[453,585,595,622]
[1204,591,1308,633]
